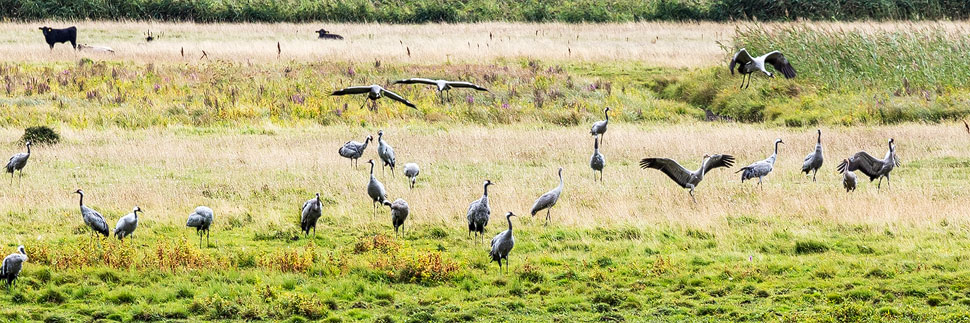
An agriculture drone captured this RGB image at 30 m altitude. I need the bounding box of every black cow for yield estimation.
[316,29,344,40]
[38,26,77,50]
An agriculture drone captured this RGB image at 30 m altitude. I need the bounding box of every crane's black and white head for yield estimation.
[484,179,493,187]
[378,130,384,138]
[17,245,25,255]
[558,167,563,175]
[366,135,373,143]
[25,141,31,147]
[605,107,611,113]
[775,138,785,145]
[315,192,320,199]
[367,159,375,165]
[505,211,516,218]
[74,189,83,195]
[133,206,142,214]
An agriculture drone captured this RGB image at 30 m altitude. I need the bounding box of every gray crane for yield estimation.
[590,107,610,143]
[640,154,735,203]
[74,189,109,244]
[467,180,493,242]
[0,246,27,288]
[186,206,214,248]
[801,129,824,182]
[366,160,388,217]
[393,78,489,103]
[5,141,31,183]
[841,160,857,192]
[737,139,783,190]
[114,206,142,241]
[489,212,516,274]
[590,137,605,182]
[730,48,796,89]
[837,138,900,190]
[383,198,409,237]
[301,193,322,237]
[377,130,396,175]
[530,167,563,225]
[331,84,416,110]
[339,135,373,169]
[403,162,420,189]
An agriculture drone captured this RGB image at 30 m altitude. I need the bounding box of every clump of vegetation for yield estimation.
[21,126,59,145]
[794,240,829,254]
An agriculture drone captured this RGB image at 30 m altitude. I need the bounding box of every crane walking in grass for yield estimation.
[186,206,214,248]
[384,198,409,237]
[590,137,605,182]
[339,135,372,169]
[640,154,735,203]
[729,48,796,89]
[114,206,142,241]
[366,160,388,217]
[737,139,784,190]
[840,160,857,192]
[467,180,493,243]
[5,141,31,183]
[490,212,516,274]
[0,246,27,289]
[74,189,109,245]
[393,78,489,103]
[301,193,323,237]
[403,163,420,189]
[837,138,900,190]
[802,129,824,182]
[530,167,563,225]
[590,107,610,144]
[331,84,416,110]
[377,130,396,176]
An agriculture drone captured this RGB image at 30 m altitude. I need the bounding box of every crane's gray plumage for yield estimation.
[737,139,784,189]
[366,160,388,217]
[590,137,605,182]
[74,189,109,243]
[489,212,516,274]
[0,246,27,288]
[301,193,322,237]
[841,160,857,192]
[640,154,735,203]
[114,206,142,241]
[467,180,493,242]
[393,78,488,103]
[339,135,372,168]
[332,84,417,110]
[730,48,796,89]
[802,129,824,182]
[383,198,409,236]
[590,107,610,143]
[5,141,31,183]
[186,206,214,248]
[837,138,900,190]
[530,167,563,224]
[403,162,420,189]
[377,130,396,175]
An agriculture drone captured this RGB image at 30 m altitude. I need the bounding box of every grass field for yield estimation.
[2,20,970,321]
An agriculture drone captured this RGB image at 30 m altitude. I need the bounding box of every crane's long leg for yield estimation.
[546,209,551,225]
[813,169,818,182]
[886,174,891,189]
[758,177,763,191]
[739,74,745,89]
[689,187,697,204]
[877,177,883,190]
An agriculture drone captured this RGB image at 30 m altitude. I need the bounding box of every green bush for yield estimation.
[21,126,59,146]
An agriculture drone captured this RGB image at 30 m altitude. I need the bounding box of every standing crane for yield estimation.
[729,48,796,89]
[338,135,373,169]
[467,180,493,242]
[377,130,396,175]
[840,160,857,192]
[403,162,420,189]
[737,139,784,190]
[5,141,30,183]
[590,137,605,182]
[590,107,610,144]
[301,193,322,237]
[366,160,388,217]
[837,138,900,190]
[114,206,142,241]
[186,206,214,248]
[801,129,824,182]
[383,198,410,237]
[530,167,564,225]
[74,189,109,245]
[640,154,735,203]
[489,212,516,274]
[0,246,27,289]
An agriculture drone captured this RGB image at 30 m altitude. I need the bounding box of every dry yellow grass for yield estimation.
[3,21,969,67]
[1,122,966,247]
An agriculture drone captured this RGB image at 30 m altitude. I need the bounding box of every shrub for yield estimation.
[21,126,59,145]
[794,240,829,254]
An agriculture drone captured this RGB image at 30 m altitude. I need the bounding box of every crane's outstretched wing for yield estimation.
[702,154,735,174]
[837,151,883,180]
[331,86,373,96]
[447,81,489,92]
[640,158,692,188]
[729,48,753,75]
[380,89,417,109]
[764,51,796,79]
[394,78,438,86]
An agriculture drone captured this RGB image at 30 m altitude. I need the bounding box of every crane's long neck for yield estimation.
[26,144,30,155]
[483,184,489,197]
[506,215,513,232]
[817,132,821,144]
[698,156,711,176]
[78,193,83,207]
[774,141,781,155]
[369,162,375,175]
[604,109,609,122]
[361,138,369,149]
[557,171,564,189]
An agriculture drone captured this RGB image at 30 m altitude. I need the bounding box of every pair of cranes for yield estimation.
[330,78,489,111]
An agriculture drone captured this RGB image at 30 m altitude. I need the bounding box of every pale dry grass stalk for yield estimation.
[0,123,966,246]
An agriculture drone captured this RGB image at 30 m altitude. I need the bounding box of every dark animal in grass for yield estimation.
[316,29,344,40]
[38,26,77,50]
